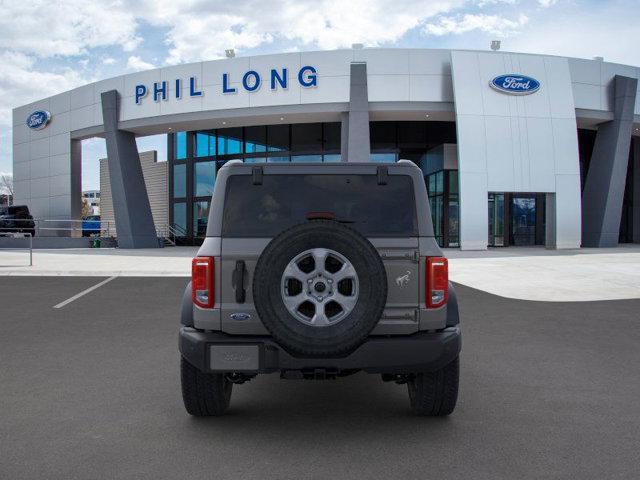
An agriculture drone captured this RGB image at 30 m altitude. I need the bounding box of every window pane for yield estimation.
[173,202,187,233]
[194,161,216,197]
[223,174,418,237]
[193,201,210,237]
[173,163,186,198]
[267,124,289,152]
[267,156,290,162]
[291,154,322,162]
[428,174,435,195]
[323,123,341,151]
[291,123,322,151]
[245,126,267,153]
[398,121,426,148]
[370,122,397,150]
[195,131,215,157]
[436,171,444,195]
[449,170,458,195]
[174,132,187,160]
[244,157,266,163]
[370,153,396,163]
[323,154,341,162]
[217,127,242,155]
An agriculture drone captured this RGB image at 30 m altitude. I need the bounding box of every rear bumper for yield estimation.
[179,326,461,375]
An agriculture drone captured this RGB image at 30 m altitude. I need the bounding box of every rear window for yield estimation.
[222,174,417,237]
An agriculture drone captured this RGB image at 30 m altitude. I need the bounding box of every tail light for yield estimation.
[426,257,448,308]
[192,257,215,308]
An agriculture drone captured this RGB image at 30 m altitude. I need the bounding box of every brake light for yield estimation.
[192,257,215,308]
[426,257,448,308]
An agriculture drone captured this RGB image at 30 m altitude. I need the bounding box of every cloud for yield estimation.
[0,51,87,125]
[134,0,466,64]
[538,0,558,7]
[126,55,156,72]
[102,57,116,65]
[424,13,529,36]
[0,0,141,57]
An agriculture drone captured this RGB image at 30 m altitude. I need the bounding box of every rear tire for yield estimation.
[407,357,459,416]
[181,357,232,416]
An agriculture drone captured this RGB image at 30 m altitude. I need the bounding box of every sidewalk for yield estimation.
[446,245,640,301]
[0,247,197,277]
[1,245,639,301]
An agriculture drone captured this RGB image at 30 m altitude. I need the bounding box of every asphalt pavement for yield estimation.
[1,277,639,479]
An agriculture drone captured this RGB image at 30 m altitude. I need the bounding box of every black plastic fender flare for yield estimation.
[181,281,193,327]
[446,282,459,327]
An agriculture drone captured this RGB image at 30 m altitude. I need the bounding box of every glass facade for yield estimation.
[168,121,458,243]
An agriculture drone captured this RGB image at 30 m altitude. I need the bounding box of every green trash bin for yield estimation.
[91,238,101,248]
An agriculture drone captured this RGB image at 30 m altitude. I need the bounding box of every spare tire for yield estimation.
[253,220,387,357]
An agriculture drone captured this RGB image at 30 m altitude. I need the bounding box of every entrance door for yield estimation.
[510,196,537,246]
[488,193,505,246]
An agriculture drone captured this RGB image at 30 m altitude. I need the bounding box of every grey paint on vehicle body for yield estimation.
[193,161,452,334]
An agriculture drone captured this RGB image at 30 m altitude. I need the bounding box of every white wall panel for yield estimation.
[484,117,515,191]
[123,68,161,99]
[49,154,71,177]
[29,196,50,218]
[409,75,453,102]
[301,50,353,77]
[50,195,72,217]
[48,110,70,136]
[455,114,487,173]
[13,180,30,200]
[29,157,50,179]
[202,57,250,87]
[13,123,29,144]
[93,76,125,105]
[458,171,488,250]
[572,82,601,110]
[569,58,601,85]
[29,137,50,160]
[450,52,483,115]
[50,133,70,156]
[354,49,409,75]
[49,174,71,196]
[69,104,97,130]
[368,75,410,102]
[29,177,50,199]
[69,84,94,110]
[49,92,71,115]
[201,84,250,111]
[301,76,349,104]
[13,161,30,181]
[551,118,580,176]
[526,117,556,192]
[13,142,29,164]
[409,50,451,75]
[452,50,581,249]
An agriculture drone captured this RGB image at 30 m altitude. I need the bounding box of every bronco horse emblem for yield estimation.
[395,270,411,287]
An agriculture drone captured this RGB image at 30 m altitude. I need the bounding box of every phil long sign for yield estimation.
[135,66,318,105]
[490,74,540,95]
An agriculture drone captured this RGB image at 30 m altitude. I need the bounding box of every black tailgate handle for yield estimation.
[232,260,246,303]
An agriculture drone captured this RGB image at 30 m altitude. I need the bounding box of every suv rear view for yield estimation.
[180,161,461,416]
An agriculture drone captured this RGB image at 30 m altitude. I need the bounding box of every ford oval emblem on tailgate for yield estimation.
[230,312,251,321]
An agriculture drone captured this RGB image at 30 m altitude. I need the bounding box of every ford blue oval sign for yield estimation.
[26,110,51,130]
[490,74,540,95]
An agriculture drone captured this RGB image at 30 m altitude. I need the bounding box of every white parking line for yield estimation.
[53,276,118,309]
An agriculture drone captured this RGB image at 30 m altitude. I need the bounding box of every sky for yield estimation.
[0,0,639,191]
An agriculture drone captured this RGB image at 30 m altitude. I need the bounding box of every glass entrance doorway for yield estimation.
[488,193,546,247]
[510,195,537,246]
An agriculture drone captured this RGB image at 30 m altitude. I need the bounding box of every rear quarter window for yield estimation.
[222,174,417,237]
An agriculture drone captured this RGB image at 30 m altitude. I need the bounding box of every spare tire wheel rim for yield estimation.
[280,248,359,327]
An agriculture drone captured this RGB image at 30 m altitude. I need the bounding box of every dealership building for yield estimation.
[11,48,640,249]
